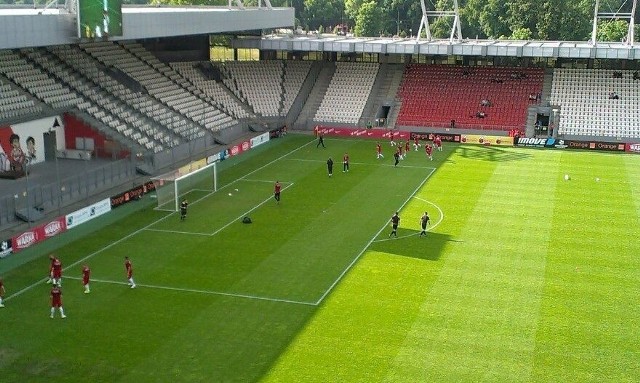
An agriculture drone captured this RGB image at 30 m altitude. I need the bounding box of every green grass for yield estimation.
[1,134,639,382]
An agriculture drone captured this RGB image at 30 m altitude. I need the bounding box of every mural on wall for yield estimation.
[0,116,64,176]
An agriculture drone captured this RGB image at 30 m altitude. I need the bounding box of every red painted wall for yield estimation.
[63,113,129,159]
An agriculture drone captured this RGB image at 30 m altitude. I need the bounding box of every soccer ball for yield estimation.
[228,193,233,196]
[595,177,600,182]
[564,174,570,181]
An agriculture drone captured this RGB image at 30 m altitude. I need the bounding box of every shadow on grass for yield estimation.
[458,145,532,162]
[369,229,457,261]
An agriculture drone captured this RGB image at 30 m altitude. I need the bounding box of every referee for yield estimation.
[419,212,430,236]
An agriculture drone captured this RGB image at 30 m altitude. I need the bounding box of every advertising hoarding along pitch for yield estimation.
[66,198,112,230]
[11,217,67,253]
[461,135,513,146]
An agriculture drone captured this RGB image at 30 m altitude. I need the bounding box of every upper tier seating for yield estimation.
[220,61,284,117]
[282,61,312,116]
[80,42,234,134]
[314,62,379,124]
[549,69,640,138]
[215,60,312,118]
[120,42,237,130]
[397,65,544,131]
[170,61,252,119]
[0,53,44,120]
[49,44,185,152]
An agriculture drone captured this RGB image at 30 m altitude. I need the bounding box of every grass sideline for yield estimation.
[1,134,639,382]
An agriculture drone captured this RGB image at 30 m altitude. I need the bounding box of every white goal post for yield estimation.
[151,161,217,212]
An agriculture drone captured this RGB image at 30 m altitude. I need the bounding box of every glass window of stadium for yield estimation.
[237,48,259,61]
[210,46,234,62]
[355,53,378,62]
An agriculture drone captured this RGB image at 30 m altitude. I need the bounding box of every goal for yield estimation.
[151,161,217,212]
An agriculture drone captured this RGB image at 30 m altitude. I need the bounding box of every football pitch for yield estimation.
[1,133,639,382]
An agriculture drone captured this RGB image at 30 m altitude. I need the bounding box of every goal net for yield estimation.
[151,161,217,212]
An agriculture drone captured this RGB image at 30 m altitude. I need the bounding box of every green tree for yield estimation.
[303,0,343,30]
[354,1,382,36]
[536,0,592,40]
[510,27,532,40]
[596,19,629,42]
[460,0,486,39]
[429,0,456,39]
[345,0,365,22]
[479,0,510,39]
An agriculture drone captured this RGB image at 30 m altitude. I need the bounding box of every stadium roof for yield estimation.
[0,5,294,50]
[233,34,640,60]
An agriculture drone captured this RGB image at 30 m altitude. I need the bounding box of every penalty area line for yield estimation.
[5,139,318,304]
[315,167,437,305]
[286,158,436,170]
[206,182,294,237]
[63,276,316,306]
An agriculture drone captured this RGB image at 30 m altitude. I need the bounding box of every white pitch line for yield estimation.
[286,157,437,170]
[206,182,294,237]
[63,276,316,306]
[240,178,287,184]
[5,209,175,302]
[143,228,212,236]
[372,197,445,243]
[5,137,317,303]
[315,167,437,305]
[144,181,295,237]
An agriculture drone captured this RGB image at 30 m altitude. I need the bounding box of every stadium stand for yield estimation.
[170,61,253,119]
[43,45,180,152]
[314,62,379,124]
[550,69,640,138]
[281,60,312,116]
[79,41,234,136]
[219,61,284,116]
[396,65,544,131]
[120,42,237,130]
[0,54,44,120]
[202,60,312,118]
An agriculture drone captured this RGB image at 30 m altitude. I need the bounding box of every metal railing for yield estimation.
[0,157,136,230]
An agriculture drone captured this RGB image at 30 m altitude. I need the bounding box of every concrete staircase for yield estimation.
[385,65,406,128]
[360,63,388,124]
[294,62,336,129]
[361,64,405,127]
[525,106,538,136]
[541,70,553,106]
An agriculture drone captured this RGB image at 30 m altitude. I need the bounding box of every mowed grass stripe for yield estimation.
[385,148,561,382]
[262,145,525,382]
[263,252,444,382]
[532,152,640,383]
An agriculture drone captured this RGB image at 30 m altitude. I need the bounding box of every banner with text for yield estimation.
[250,132,270,148]
[626,143,640,154]
[111,181,155,208]
[66,198,112,229]
[410,132,461,143]
[315,126,411,141]
[0,238,12,258]
[461,134,513,146]
[515,137,568,149]
[11,216,67,253]
[563,140,626,152]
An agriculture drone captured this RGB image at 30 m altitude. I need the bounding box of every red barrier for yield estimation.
[626,143,640,154]
[12,216,67,253]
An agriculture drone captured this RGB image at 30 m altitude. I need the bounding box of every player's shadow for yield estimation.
[369,230,457,261]
[458,145,531,162]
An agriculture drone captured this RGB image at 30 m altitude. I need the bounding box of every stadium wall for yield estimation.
[63,113,129,159]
